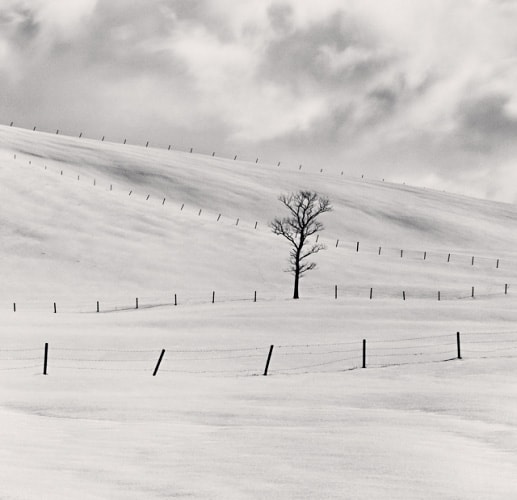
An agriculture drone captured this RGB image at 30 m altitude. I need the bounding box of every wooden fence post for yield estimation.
[254,291,257,303]
[370,288,373,300]
[356,241,359,252]
[378,246,382,255]
[255,222,258,229]
[471,286,475,298]
[438,291,441,301]
[362,339,366,368]
[217,214,221,221]
[336,239,339,248]
[400,249,403,258]
[403,291,406,301]
[236,218,239,226]
[497,259,500,269]
[471,256,474,266]
[96,301,99,313]
[212,291,215,304]
[424,251,427,260]
[136,297,139,309]
[263,345,274,376]
[153,349,165,376]
[43,343,48,375]
[505,284,508,295]
[174,293,177,306]
[53,302,57,314]
[335,285,338,299]
[180,203,184,210]
[457,332,462,359]
[447,253,450,262]
[13,302,16,312]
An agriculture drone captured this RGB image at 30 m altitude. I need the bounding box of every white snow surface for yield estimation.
[1,125,517,498]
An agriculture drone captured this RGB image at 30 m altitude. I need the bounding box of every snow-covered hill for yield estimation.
[1,124,516,499]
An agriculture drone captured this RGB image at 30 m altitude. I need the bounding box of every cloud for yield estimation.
[2,0,517,201]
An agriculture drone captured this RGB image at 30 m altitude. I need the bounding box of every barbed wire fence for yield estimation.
[6,150,516,274]
[3,330,517,377]
[4,280,515,314]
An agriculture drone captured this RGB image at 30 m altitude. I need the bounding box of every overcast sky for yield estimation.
[1,0,517,202]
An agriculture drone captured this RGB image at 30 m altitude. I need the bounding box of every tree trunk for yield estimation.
[293,271,299,299]
[293,257,300,299]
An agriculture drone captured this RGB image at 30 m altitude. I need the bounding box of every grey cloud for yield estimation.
[260,11,392,93]
[267,3,295,34]
[0,4,39,50]
[455,93,517,153]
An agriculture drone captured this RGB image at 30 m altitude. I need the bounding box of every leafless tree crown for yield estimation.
[270,191,332,298]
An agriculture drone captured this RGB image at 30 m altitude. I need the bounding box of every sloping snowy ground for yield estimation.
[1,125,516,498]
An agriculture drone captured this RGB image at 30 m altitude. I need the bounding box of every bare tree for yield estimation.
[270,191,332,299]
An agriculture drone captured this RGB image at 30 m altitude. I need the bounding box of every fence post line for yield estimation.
[43,343,48,375]
[263,345,274,376]
[457,332,462,359]
[362,339,366,368]
[153,349,166,376]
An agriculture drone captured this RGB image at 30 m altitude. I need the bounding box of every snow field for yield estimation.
[1,125,517,498]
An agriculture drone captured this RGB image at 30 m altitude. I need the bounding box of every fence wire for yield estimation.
[1,330,516,375]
